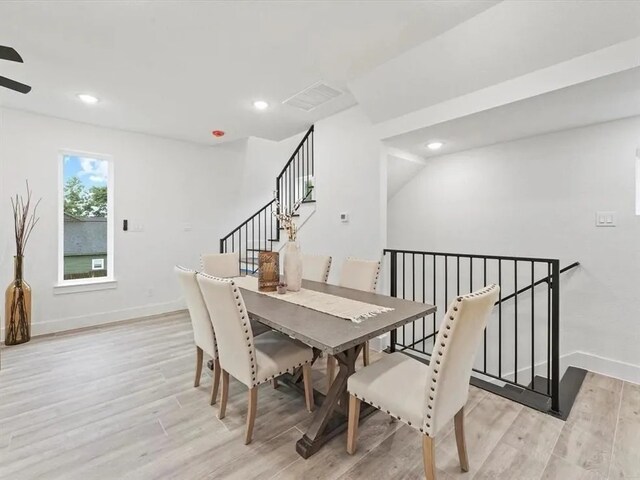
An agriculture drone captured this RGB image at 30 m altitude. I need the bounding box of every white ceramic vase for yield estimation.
[283,241,302,291]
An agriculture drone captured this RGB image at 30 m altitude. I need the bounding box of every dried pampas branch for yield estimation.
[11,180,41,258]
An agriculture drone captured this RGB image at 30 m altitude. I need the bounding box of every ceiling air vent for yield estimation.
[283,82,343,112]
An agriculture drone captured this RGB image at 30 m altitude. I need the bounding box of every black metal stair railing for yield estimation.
[384,248,579,416]
[220,125,314,273]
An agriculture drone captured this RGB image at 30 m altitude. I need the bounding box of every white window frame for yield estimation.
[55,149,116,293]
[91,258,105,271]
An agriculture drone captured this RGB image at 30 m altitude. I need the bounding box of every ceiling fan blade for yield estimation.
[0,46,23,63]
[0,76,31,94]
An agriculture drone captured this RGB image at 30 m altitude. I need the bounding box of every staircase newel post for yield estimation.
[551,259,561,414]
[219,238,224,254]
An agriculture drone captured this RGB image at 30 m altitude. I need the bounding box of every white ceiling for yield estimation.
[350,0,640,125]
[385,67,640,160]
[0,0,497,145]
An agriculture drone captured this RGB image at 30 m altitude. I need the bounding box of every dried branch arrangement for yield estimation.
[272,191,303,241]
[12,181,41,258]
[6,181,40,345]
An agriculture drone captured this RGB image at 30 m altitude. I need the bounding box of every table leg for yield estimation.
[295,344,375,458]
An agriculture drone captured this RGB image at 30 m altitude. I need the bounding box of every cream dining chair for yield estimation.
[302,254,332,283]
[326,258,381,390]
[200,252,240,278]
[196,273,315,444]
[346,284,500,480]
[174,266,220,405]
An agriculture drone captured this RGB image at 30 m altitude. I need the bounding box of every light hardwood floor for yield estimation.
[0,313,638,480]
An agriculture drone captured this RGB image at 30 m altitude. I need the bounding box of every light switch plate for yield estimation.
[595,211,616,227]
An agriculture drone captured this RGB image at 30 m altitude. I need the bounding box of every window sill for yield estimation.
[53,278,118,295]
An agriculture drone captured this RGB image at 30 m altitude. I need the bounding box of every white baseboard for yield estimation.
[1,299,186,339]
[562,351,640,385]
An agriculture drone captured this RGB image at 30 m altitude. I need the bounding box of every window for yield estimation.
[58,151,114,285]
[91,258,105,271]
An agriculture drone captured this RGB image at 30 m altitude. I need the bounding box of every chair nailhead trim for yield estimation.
[422,284,499,435]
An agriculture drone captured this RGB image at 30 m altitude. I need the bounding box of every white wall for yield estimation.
[388,116,640,382]
[0,106,387,339]
[296,106,387,284]
[0,108,236,336]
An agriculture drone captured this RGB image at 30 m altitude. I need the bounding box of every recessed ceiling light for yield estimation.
[253,100,269,110]
[77,93,99,105]
[427,141,444,151]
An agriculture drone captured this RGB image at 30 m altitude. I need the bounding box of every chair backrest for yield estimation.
[196,273,256,387]
[174,266,217,359]
[423,284,499,436]
[339,258,380,292]
[302,254,332,283]
[201,252,240,278]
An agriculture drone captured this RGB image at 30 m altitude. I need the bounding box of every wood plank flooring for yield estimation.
[0,313,637,479]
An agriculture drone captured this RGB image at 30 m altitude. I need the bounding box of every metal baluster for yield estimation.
[499,259,502,378]
[514,260,518,384]
[444,255,448,309]
[432,254,436,350]
[412,253,415,351]
[389,252,397,353]
[402,253,406,345]
[483,257,487,373]
[531,261,535,387]
[456,255,460,295]
[422,254,426,353]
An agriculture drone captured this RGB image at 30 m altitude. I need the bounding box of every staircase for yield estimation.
[220,125,315,273]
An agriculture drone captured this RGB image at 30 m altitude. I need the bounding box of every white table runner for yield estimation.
[233,276,393,323]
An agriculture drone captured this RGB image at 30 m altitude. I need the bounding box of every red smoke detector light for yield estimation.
[212,130,225,137]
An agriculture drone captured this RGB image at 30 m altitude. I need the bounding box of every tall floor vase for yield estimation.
[283,241,303,292]
[5,256,31,345]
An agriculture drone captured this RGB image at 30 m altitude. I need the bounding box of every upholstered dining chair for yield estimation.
[201,252,240,278]
[346,284,500,480]
[302,254,332,283]
[325,258,381,389]
[196,273,315,444]
[174,266,220,406]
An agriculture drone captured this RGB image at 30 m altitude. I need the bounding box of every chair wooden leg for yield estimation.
[302,363,314,412]
[346,394,361,454]
[423,435,436,480]
[210,358,221,405]
[194,346,203,387]
[218,370,229,419]
[245,387,258,445]
[326,355,336,392]
[454,407,469,472]
[363,341,370,366]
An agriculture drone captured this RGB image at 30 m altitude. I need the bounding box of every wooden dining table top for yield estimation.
[238,278,437,355]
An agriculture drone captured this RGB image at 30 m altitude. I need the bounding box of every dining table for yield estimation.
[237,277,436,459]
